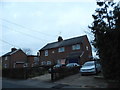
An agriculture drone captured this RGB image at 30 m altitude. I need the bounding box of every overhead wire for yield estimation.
[2,24,51,42]
[0,39,20,48]
[0,18,57,37]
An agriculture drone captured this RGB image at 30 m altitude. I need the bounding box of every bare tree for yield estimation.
[22,48,32,55]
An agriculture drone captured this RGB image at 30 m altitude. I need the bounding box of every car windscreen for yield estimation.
[83,62,94,66]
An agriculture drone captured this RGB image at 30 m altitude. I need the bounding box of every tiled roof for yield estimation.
[40,35,87,50]
[2,49,21,57]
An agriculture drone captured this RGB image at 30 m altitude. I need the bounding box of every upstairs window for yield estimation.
[72,44,80,50]
[45,50,48,56]
[5,56,8,60]
[58,47,65,52]
[86,46,89,50]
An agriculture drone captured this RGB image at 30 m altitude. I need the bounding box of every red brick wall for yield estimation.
[11,50,27,68]
[2,56,11,69]
[40,45,83,65]
[27,56,34,67]
[39,36,92,66]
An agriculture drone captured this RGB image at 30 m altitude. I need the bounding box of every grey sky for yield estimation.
[0,0,119,57]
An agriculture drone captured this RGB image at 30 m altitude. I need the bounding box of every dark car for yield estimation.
[48,64,65,73]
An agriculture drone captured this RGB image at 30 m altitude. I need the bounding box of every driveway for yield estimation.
[30,72,108,88]
[54,73,107,88]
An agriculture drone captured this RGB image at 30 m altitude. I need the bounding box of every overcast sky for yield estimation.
[0,0,119,57]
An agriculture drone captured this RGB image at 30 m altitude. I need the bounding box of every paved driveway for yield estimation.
[31,73,108,88]
[54,73,107,88]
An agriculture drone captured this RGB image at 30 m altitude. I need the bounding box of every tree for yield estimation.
[22,48,32,55]
[89,0,120,82]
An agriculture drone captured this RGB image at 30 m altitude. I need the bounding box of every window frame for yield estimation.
[45,50,48,56]
[58,47,65,52]
[47,61,51,65]
[72,44,80,50]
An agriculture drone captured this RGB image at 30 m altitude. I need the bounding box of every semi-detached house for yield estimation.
[2,48,39,69]
[39,35,92,66]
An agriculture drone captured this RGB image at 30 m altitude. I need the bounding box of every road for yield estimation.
[1,73,107,88]
[2,80,35,88]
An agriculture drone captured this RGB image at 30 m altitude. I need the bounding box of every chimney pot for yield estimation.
[11,48,17,52]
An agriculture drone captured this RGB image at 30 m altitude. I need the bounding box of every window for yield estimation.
[52,51,55,53]
[57,59,65,64]
[34,57,39,64]
[32,64,34,67]
[58,47,65,52]
[72,44,80,50]
[23,63,28,67]
[37,52,40,56]
[86,46,89,50]
[41,61,46,65]
[45,50,48,56]
[5,56,8,60]
[4,64,7,68]
[57,60,60,64]
[47,61,51,65]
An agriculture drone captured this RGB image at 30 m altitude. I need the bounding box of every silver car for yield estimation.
[80,61,101,75]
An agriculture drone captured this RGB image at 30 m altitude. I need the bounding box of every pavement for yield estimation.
[2,72,108,88]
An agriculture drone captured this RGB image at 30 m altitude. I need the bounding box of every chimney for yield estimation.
[58,36,63,42]
[11,48,17,52]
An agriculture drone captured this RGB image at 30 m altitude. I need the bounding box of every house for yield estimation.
[27,55,39,67]
[2,48,28,69]
[39,35,92,66]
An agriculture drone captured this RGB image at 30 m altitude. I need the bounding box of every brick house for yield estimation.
[27,55,39,67]
[2,48,28,69]
[39,35,92,66]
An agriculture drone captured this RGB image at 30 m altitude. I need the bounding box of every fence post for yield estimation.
[51,65,54,81]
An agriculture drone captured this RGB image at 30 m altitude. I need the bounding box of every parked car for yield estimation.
[80,61,101,75]
[66,63,80,68]
[48,64,65,73]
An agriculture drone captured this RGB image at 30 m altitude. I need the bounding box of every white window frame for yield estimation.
[45,50,48,56]
[58,47,65,52]
[72,44,80,50]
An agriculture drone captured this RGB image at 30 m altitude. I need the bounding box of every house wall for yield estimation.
[27,56,39,67]
[81,36,93,64]
[2,56,11,69]
[39,36,92,65]
[40,45,83,65]
[10,50,27,68]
